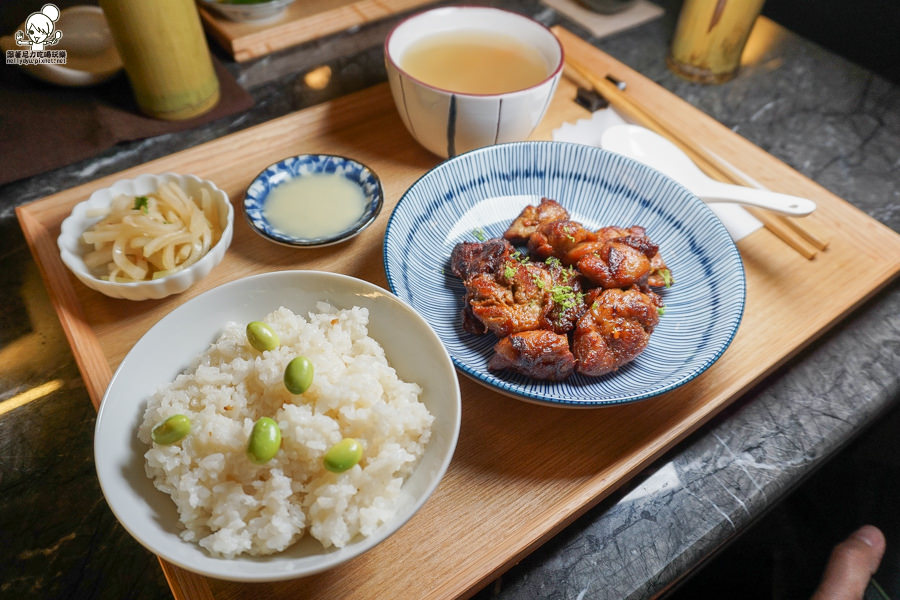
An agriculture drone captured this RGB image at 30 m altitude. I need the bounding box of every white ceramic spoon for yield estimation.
[600,124,816,217]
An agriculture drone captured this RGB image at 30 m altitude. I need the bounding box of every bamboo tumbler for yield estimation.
[99,0,220,120]
[667,0,766,84]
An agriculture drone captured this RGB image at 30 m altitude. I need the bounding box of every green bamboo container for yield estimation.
[667,0,766,84]
[99,0,220,120]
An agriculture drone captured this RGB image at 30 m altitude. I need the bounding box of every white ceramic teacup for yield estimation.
[384,7,564,158]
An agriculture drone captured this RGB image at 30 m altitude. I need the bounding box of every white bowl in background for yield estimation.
[58,173,234,301]
[1,6,123,87]
[384,6,564,158]
[198,0,295,23]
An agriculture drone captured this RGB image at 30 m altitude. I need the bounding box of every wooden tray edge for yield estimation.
[15,205,111,409]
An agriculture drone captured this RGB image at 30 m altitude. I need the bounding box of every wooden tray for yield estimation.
[199,0,436,62]
[17,26,900,600]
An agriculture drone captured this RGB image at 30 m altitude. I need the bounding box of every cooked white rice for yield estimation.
[138,303,433,558]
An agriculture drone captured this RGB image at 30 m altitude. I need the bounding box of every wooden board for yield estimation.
[17,26,900,600]
[198,0,436,62]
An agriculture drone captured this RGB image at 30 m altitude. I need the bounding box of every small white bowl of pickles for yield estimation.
[57,173,234,301]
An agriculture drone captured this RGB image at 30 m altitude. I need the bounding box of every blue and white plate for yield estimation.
[244,154,383,248]
[383,141,746,407]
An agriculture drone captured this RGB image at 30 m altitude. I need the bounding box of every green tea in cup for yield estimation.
[399,30,550,95]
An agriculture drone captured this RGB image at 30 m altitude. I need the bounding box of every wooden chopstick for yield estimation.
[780,217,829,250]
[690,148,830,251]
[564,56,826,260]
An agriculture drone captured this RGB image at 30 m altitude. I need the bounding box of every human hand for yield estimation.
[811,525,885,600]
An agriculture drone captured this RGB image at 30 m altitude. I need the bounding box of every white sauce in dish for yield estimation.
[263,174,366,239]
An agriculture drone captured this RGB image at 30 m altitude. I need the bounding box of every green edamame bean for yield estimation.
[247,417,282,464]
[323,438,363,473]
[283,356,314,394]
[151,414,191,445]
[246,321,280,352]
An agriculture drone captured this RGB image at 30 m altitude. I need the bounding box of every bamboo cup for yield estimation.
[99,0,220,120]
[667,0,766,84]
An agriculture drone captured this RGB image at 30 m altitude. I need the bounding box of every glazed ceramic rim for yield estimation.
[243,154,384,248]
[384,5,565,98]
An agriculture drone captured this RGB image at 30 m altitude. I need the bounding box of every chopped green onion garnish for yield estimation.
[659,268,673,287]
[550,285,582,309]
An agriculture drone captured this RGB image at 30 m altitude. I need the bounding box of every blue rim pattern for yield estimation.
[244,154,383,248]
[383,141,746,407]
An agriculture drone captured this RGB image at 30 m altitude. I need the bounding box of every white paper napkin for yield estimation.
[552,109,764,241]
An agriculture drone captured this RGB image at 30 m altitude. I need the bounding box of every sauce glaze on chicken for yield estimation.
[450,198,671,381]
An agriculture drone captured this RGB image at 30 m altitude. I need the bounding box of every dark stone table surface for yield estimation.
[0,1,897,599]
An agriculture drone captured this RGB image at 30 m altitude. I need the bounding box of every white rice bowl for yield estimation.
[139,304,433,558]
[94,270,460,582]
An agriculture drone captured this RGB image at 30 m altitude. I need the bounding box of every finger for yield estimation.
[811,525,886,600]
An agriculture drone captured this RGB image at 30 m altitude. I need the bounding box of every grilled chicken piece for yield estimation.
[450,238,588,337]
[573,287,662,376]
[462,265,548,336]
[461,254,586,337]
[450,237,514,281]
[576,240,653,289]
[450,238,516,335]
[527,220,596,262]
[647,252,672,288]
[595,225,637,242]
[503,198,569,244]
[488,330,576,381]
[528,222,671,290]
[542,257,588,333]
[594,226,671,289]
[452,238,547,336]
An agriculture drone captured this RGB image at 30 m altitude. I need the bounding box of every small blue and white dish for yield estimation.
[383,141,746,408]
[244,154,383,248]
